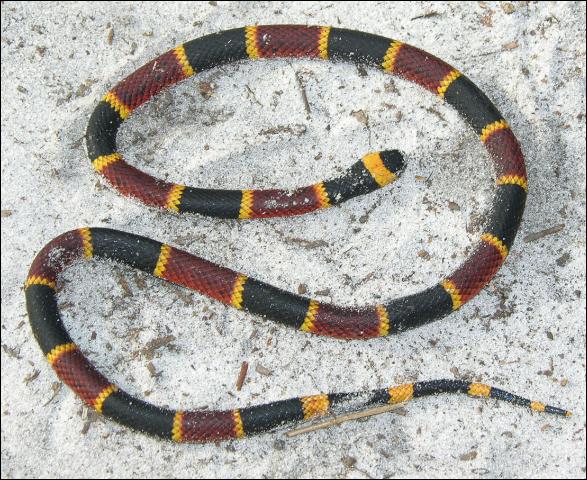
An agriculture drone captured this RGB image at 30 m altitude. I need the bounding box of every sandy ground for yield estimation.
[1,1,585,478]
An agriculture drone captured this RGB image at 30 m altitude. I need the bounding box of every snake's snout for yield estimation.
[379,150,405,176]
[359,150,405,190]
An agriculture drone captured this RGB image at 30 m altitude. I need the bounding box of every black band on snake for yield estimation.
[25,26,570,443]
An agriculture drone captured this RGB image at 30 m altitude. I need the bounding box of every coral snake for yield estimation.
[25,25,571,443]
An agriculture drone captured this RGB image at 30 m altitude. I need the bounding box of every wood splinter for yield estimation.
[294,70,311,115]
[285,403,405,437]
[236,361,248,391]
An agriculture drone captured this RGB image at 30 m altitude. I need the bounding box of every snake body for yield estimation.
[26,26,570,443]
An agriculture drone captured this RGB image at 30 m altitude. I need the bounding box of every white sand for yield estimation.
[1,1,585,478]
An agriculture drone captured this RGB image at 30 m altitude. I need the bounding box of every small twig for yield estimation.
[1,343,21,359]
[269,225,328,249]
[245,84,263,107]
[24,369,40,385]
[523,224,565,243]
[259,124,306,137]
[141,335,176,360]
[410,11,440,21]
[236,361,248,391]
[116,271,133,297]
[294,71,311,115]
[42,382,62,406]
[471,49,503,58]
[285,403,404,437]
[80,408,100,435]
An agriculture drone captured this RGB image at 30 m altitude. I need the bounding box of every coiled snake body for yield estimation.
[25,26,570,443]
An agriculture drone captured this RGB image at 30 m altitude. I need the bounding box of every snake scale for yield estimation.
[25,25,570,443]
